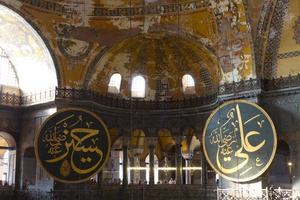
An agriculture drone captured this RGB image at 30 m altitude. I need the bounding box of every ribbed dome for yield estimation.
[88,32,220,100]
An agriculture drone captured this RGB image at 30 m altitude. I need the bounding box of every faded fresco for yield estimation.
[0,0,258,98]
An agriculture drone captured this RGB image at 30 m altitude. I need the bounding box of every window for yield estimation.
[182,74,195,94]
[131,76,145,98]
[0,48,19,88]
[0,4,57,95]
[199,68,213,89]
[108,73,122,94]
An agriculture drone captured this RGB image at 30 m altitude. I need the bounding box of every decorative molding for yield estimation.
[0,90,54,107]
[2,75,300,108]
[263,0,289,79]
[17,0,210,17]
[294,16,300,44]
[262,74,300,91]
[55,87,218,110]
[255,0,275,78]
[218,78,260,95]
[278,50,300,59]
[0,92,21,106]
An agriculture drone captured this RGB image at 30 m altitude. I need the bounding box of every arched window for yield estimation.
[182,74,195,94]
[108,73,122,94]
[0,132,16,186]
[131,76,145,98]
[0,48,19,88]
[0,5,58,104]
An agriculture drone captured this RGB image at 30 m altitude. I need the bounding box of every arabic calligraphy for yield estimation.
[35,108,110,183]
[203,100,277,183]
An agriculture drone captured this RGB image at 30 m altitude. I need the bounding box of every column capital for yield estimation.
[145,137,158,148]
[182,153,193,160]
[171,127,182,135]
[122,136,130,147]
[173,136,183,145]
[146,128,158,136]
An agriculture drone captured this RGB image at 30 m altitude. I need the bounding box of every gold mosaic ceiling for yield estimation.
[88,32,220,100]
[1,0,299,96]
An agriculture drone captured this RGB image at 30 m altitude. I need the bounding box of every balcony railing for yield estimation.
[55,87,218,110]
[1,75,300,108]
[0,185,217,200]
[1,187,300,200]
[0,92,21,106]
[0,89,55,107]
[262,74,300,91]
[21,89,55,105]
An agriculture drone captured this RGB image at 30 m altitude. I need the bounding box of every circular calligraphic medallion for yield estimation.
[35,108,111,183]
[203,100,277,182]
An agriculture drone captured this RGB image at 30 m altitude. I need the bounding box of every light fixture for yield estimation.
[182,167,202,170]
[128,167,147,170]
[288,162,292,167]
[158,167,176,171]
[127,166,202,171]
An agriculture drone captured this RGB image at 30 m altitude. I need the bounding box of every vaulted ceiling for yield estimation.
[0,4,58,94]
[0,0,298,96]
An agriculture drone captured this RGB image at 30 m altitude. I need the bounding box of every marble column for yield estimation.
[97,171,103,187]
[146,137,157,185]
[185,158,192,184]
[149,145,155,185]
[182,152,193,184]
[291,142,300,190]
[200,152,207,188]
[15,140,22,190]
[175,137,182,185]
[122,137,129,186]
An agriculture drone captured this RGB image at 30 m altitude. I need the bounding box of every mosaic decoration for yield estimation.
[294,17,300,44]
[278,50,300,59]
[55,24,93,62]
[203,100,277,182]
[35,108,111,183]
[57,38,92,61]
[17,0,210,16]
[263,0,289,78]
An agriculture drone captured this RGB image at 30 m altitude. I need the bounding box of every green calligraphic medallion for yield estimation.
[203,100,277,182]
[35,108,111,183]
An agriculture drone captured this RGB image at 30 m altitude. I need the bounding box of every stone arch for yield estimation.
[101,136,123,185]
[157,129,175,161]
[255,0,289,79]
[0,131,16,186]
[0,4,60,100]
[181,128,201,184]
[156,129,176,183]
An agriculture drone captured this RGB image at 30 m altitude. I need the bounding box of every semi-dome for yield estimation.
[87,32,220,100]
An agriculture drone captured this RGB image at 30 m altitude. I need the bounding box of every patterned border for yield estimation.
[255,0,274,78]
[278,50,300,59]
[263,0,289,79]
[18,0,210,17]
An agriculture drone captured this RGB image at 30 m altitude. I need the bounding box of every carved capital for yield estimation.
[122,136,130,147]
[145,137,158,148]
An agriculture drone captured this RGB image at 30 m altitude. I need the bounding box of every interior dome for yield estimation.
[87,32,220,100]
